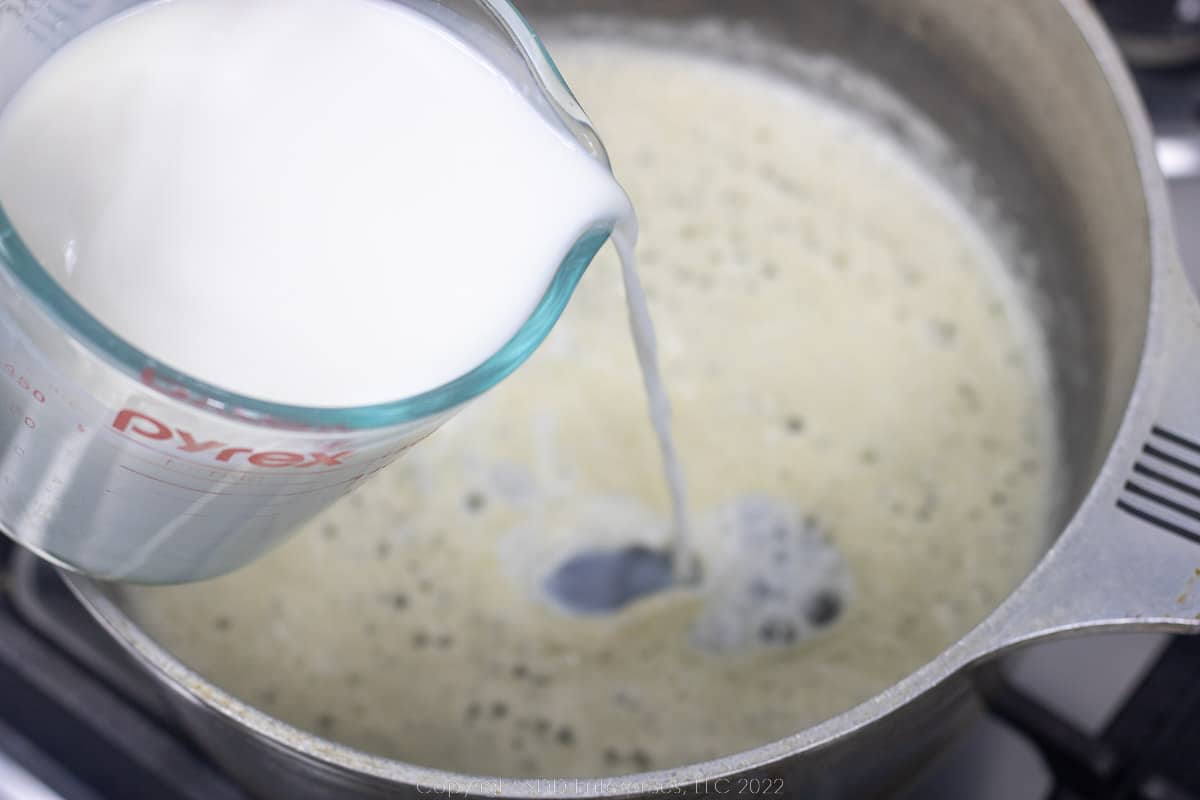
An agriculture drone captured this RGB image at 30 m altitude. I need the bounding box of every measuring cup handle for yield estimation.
[961,258,1200,662]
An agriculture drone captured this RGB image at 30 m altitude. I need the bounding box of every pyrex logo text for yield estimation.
[113,410,353,468]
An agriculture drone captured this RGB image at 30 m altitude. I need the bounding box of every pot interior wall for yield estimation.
[523,0,1153,550]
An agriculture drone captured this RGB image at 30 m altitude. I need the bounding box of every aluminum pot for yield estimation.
[65,0,1200,797]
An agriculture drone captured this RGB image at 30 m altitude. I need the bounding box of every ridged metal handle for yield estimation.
[960,258,1200,665]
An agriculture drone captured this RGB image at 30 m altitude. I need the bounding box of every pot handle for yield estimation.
[964,260,1200,661]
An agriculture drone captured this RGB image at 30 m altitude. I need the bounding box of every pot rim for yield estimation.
[62,0,1175,794]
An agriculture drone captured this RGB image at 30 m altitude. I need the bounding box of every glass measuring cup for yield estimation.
[0,0,620,583]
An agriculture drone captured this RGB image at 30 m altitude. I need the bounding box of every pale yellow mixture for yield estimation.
[122,42,1059,778]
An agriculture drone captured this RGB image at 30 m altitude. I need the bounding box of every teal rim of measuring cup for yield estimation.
[0,203,612,430]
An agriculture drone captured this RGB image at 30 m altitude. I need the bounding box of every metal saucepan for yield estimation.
[64,0,1200,797]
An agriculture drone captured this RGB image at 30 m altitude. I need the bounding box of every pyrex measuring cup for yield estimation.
[0,0,617,583]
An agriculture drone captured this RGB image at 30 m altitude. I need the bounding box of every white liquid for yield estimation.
[0,0,695,577]
[0,0,696,583]
[611,224,694,574]
[0,0,632,407]
[122,40,1061,778]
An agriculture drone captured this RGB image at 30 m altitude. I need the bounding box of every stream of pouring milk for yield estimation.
[612,229,695,578]
[0,0,694,572]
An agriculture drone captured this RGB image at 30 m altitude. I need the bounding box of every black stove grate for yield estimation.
[0,541,247,800]
[969,637,1200,800]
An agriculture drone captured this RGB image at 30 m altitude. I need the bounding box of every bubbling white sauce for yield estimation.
[123,41,1060,779]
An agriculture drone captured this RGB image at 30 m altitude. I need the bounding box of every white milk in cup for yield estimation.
[0,0,682,582]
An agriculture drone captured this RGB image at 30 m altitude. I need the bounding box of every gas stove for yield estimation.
[3,11,1200,800]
